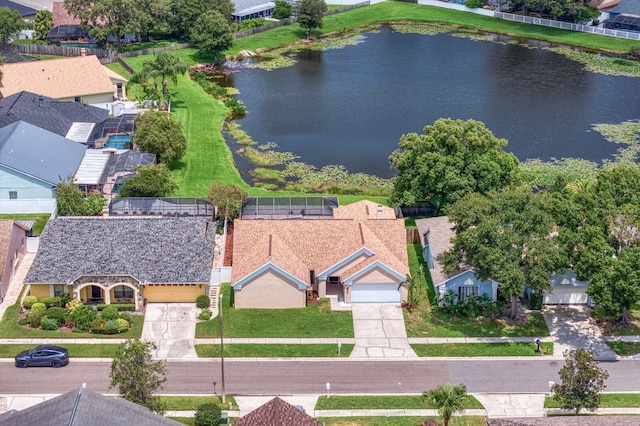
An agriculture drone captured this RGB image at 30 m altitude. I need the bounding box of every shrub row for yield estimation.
[96,304,136,311]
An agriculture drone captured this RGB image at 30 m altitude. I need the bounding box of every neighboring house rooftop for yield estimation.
[0,47,39,63]
[24,217,216,284]
[0,55,126,100]
[0,91,108,137]
[233,200,408,287]
[415,216,461,286]
[0,387,182,426]
[0,0,36,17]
[234,397,323,426]
[52,1,82,26]
[233,0,275,17]
[0,120,86,186]
[74,149,155,186]
[607,0,640,14]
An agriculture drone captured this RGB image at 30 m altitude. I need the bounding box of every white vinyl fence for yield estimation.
[0,199,56,214]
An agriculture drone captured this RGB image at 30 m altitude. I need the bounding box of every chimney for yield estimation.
[38,95,43,108]
[376,204,383,219]
[80,48,86,57]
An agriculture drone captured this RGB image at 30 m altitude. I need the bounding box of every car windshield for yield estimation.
[27,348,37,356]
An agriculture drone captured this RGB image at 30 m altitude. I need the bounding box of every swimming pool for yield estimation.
[106,134,131,149]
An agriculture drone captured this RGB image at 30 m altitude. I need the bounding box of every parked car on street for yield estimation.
[15,345,69,368]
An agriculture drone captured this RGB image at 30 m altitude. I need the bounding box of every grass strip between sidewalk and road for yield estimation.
[545,393,640,408]
[411,342,554,357]
[606,341,640,356]
[315,394,484,410]
[0,344,120,358]
[318,416,487,426]
[195,343,354,358]
[159,395,238,411]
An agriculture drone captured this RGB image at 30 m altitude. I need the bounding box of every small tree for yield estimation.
[118,164,178,197]
[551,349,609,415]
[190,10,233,61]
[423,383,467,426]
[296,0,327,37]
[33,9,53,41]
[132,111,187,165]
[56,176,87,216]
[207,183,247,221]
[194,402,221,426]
[110,339,167,414]
[272,0,292,19]
[0,7,25,43]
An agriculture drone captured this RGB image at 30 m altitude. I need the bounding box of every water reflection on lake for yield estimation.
[225,27,640,178]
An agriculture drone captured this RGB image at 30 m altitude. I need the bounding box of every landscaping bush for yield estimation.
[465,0,482,8]
[530,292,544,310]
[438,292,504,319]
[30,302,47,315]
[49,296,62,307]
[60,292,70,308]
[90,316,106,333]
[23,295,38,309]
[198,309,212,321]
[103,319,120,334]
[115,317,130,333]
[96,304,135,311]
[27,310,45,328]
[66,299,84,312]
[67,305,97,331]
[40,297,53,308]
[17,318,28,325]
[118,312,133,324]
[195,402,221,426]
[196,295,211,309]
[45,307,67,323]
[40,316,60,330]
[101,305,119,321]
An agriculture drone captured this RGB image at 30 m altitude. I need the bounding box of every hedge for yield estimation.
[96,304,135,311]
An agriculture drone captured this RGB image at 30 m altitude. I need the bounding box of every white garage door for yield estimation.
[544,287,589,305]
[351,283,400,303]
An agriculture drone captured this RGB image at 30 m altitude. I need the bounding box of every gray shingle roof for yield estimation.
[233,0,275,15]
[0,387,182,426]
[25,217,215,284]
[0,121,86,186]
[608,0,640,14]
[0,0,36,17]
[0,91,108,136]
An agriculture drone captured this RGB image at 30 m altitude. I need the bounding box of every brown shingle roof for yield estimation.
[1,55,124,100]
[52,1,80,26]
[333,200,397,220]
[234,397,323,426]
[232,201,408,285]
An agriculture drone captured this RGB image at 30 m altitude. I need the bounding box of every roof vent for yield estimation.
[38,95,44,108]
[376,204,383,219]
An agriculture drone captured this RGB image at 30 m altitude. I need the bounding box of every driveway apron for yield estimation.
[141,303,198,359]
[350,303,417,358]
[542,306,617,360]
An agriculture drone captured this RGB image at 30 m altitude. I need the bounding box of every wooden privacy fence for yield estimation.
[4,43,116,61]
[406,228,420,244]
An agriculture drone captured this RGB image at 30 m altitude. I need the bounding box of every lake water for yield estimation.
[225,27,640,179]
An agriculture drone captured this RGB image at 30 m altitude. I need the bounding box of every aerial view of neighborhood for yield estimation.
[0,0,639,424]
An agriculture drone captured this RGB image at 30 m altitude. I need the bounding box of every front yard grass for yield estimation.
[0,299,144,339]
[319,416,487,426]
[195,343,354,358]
[0,213,50,235]
[315,394,483,410]
[545,393,640,408]
[606,341,640,356]
[411,342,553,357]
[0,344,119,358]
[195,285,353,338]
[592,304,640,336]
[159,395,238,411]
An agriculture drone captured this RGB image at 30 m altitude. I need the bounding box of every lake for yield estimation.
[225,27,640,179]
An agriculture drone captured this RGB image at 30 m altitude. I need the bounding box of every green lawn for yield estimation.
[316,394,483,410]
[0,213,50,235]
[160,395,238,410]
[319,416,487,426]
[606,341,640,356]
[195,286,353,338]
[545,393,640,408]
[195,343,354,357]
[0,344,119,358]
[407,243,436,307]
[0,298,144,339]
[411,342,553,357]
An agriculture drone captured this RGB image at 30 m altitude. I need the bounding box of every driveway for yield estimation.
[542,306,617,360]
[141,303,198,359]
[351,303,417,358]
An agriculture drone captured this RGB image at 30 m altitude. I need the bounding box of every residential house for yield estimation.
[49,1,135,44]
[232,199,409,309]
[415,216,500,303]
[0,91,108,142]
[0,220,29,301]
[604,0,640,30]
[527,269,591,306]
[0,55,128,103]
[232,0,275,21]
[0,121,86,201]
[233,397,323,426]
[0,387,182,426]
[24,217,216,309]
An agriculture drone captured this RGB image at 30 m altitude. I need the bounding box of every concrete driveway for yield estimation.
[351,303,417,358]
[141,303,198,359]
[542,306,616,360]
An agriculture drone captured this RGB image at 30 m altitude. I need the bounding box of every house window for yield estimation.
[9,191,17,200]
[458,286,479,302]
[327,276,340,284]
[114,285,133,299]
[53,284,66,297]
[116,83,123,98]
[74,97,81,103]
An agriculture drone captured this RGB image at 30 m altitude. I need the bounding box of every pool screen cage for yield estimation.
[240,196,339,219]
[88,114,137,148]
[109,197,213,217]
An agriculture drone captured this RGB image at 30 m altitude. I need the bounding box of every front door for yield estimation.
[91,286,102,301]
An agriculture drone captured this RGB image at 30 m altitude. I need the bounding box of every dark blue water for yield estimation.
[227,27,640,178]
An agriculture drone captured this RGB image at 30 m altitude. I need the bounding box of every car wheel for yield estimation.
[51,360,62,368]
[17,360,28,368]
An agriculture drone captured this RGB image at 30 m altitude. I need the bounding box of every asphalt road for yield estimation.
[2,359,640,395]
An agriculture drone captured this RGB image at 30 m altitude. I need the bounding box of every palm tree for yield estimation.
[423,383,467,426]
[154,51,188,95]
